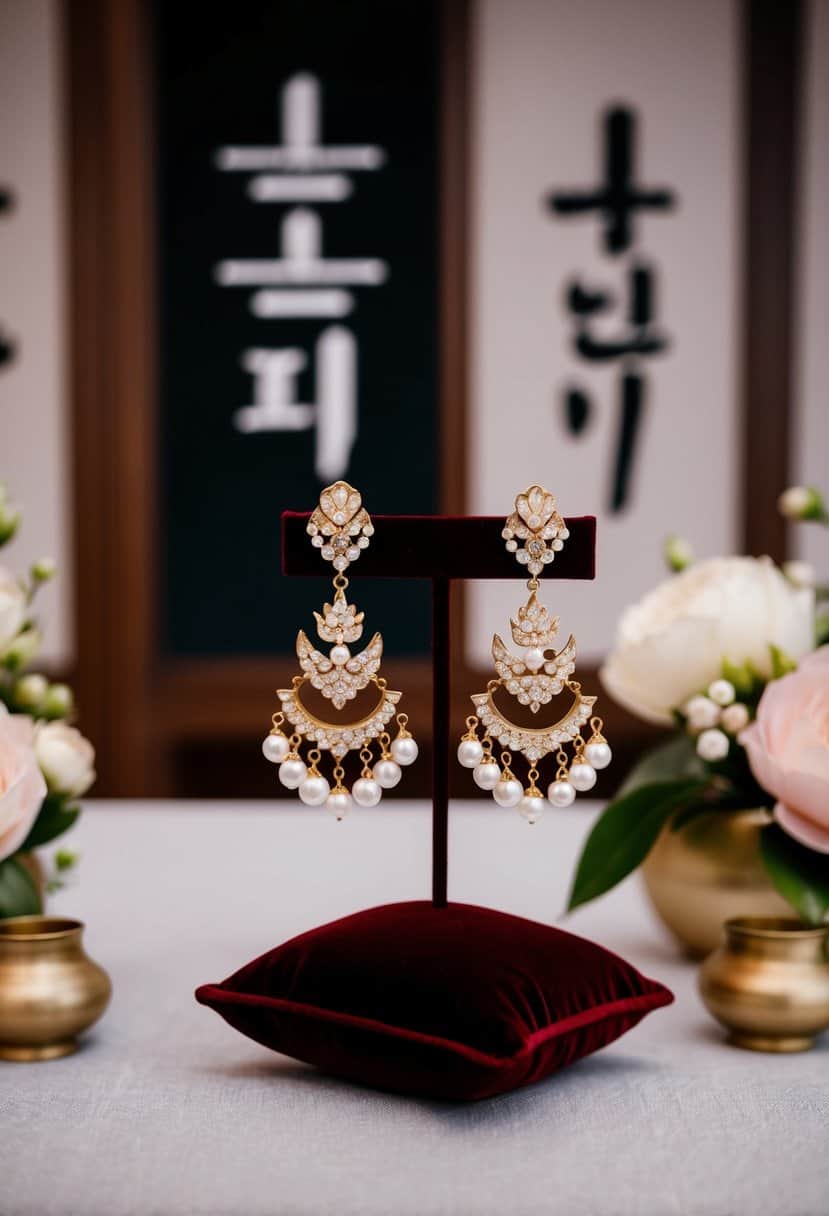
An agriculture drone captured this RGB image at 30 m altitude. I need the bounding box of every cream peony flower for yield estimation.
[0,705,47,861]
[34,721,96,799]
[601,557,815,724]
[740,647,829,853]
[0,565,26,654]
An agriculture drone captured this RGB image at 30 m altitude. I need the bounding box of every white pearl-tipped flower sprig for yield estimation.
[682,678,751,762]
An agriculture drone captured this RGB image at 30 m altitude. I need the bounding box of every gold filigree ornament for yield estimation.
[261,481,417,819]
[457,485,612,823]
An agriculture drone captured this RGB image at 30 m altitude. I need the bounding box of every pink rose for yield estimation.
[739,647,829,853]
[0,705,47,861]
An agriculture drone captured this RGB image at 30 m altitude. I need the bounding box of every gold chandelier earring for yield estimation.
[457,485,611,822]
[262,481,417,818]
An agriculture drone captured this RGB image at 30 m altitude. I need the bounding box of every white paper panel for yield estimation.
[0,0,71,664]
[794,0,829,573]
[467,0,740,665]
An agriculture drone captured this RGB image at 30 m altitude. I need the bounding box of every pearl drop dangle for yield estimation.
[262,730,290,764]
[390,715,418,767]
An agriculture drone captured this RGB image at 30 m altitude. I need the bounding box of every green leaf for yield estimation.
[769,644,797,679]
[0,856,42,918]
[618,734,705,797]
[816,611,829,647]
[760,824,829,925]
[669,801,715,832]
[19,795,80,851]
[566,778,709,912]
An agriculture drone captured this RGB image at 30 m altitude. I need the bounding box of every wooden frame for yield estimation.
[740,0,803,561]
[66,0,473,796]
[65,0,802,797]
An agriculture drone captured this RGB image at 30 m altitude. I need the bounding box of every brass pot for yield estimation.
[0,916,111,1061]
[641,808,791,958]
[699,917,829,1052]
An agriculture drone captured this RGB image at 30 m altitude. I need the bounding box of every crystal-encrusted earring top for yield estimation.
[306,482,374,573]
[502,485,569,576]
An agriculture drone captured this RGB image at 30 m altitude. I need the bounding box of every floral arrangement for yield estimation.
[569,485,829,925]
[0,484,95,918]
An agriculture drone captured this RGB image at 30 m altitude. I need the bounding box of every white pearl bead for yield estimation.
[391,736,418,766]
[585,741,612,770]
[570,763,597,792]
[373,759,402,789]
[473,761,501,790]
[329,644,351,666]
[547,780,576,807]
[457,739,484,768]
[519,794,545,823]
[278,758,307,789]
[262,734,289,763]
[352,777,382,807]
[326,791,352,820]
[523,647,545,673]
[492,778,523,808]
[298,775,330,806]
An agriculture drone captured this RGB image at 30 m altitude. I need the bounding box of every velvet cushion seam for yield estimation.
[195,984,670,1066]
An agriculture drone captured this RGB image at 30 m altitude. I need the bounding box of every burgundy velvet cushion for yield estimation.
[196,901,673,1102]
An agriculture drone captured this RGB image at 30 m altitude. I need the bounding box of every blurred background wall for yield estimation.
[0,0,826,798]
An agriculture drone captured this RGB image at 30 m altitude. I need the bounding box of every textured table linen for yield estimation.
[1,801,826,1216]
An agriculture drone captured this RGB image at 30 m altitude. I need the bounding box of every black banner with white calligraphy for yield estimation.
[155,0,439,656]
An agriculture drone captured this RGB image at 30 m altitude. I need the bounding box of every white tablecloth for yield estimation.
[1,801,826,1216]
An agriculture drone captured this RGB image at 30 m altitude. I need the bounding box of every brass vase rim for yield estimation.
[0,915,83,942]
[726,916,828,940]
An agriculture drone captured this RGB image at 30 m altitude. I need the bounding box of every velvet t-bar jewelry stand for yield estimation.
[282,513,597,909]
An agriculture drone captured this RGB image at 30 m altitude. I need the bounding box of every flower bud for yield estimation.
[782,560,816,589]
[1,628,41,671]
[683,695,720,731]
[721,702,750,734]
[696,727,730,762]
[31,557,57,582]
[41,682,74,719]
[0,499,21,546]
[777,485,826,522]
[707,679,736,707]
[14,672,49,709]
[34,721,95,797]
[663,534,694,573]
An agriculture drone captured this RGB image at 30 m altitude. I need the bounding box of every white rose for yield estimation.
[600,557,815,725]
[34,722,96,798]
[0,565,26,653]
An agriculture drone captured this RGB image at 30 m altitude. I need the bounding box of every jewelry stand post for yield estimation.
[282,512,597,908]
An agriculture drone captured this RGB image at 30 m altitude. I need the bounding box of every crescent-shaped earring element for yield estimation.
[297,629,383,709]
[277,677,402,759]
[470,684,596,764]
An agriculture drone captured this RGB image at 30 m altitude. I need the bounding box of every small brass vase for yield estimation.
[0,916,111,1061]
[699,917,829,1052]
[641,809,791,958]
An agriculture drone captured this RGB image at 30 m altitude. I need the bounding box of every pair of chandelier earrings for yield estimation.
[262,481,611,821]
